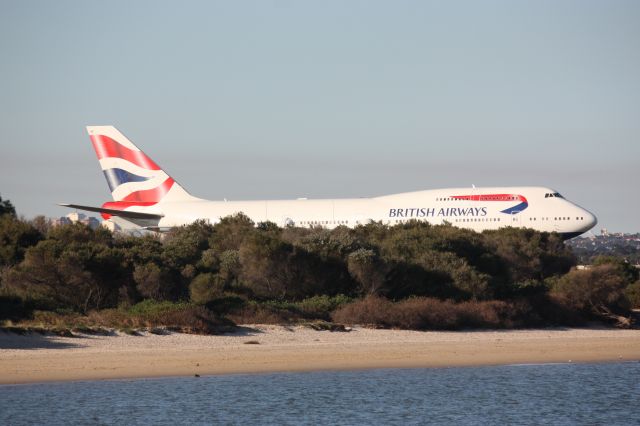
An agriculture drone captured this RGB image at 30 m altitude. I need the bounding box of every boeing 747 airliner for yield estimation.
[61,126,597,239]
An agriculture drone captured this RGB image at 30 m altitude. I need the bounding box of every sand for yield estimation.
[1,326,639,384]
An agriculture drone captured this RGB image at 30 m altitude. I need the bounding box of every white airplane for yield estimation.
[61,126,597,239]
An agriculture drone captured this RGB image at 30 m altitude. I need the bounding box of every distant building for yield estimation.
[51,216,72,227]
[52,212,101,230]
[101,219,121,232]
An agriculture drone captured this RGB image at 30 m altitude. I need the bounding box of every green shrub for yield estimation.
[205,294,246,315]
[625,281,640,309]
[0,215,43,266]
[551,265,631,315]
[189,273,224,304]
[133,263,170,301]
[297,294,352,315]
[96,300,233,333]
[127,299,192,316]
[226,301,301,324]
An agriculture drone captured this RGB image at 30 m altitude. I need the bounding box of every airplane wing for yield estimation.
[58,203,164,220]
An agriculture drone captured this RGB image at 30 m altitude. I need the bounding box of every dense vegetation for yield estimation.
[0,195,638,333]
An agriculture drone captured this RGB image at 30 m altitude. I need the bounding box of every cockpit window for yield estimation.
[545,192,564,199]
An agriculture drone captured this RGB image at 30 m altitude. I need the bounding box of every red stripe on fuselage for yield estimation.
[90,134,161,170]
[452,194,528,203]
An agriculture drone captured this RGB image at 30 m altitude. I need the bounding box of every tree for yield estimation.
[238,232,295,299]
[294,226,364,260]
[626,281,640,309]
[347,248,388,296]
[30,215,52,234]
[413,250,489,300]
[0,195,16,217]
[162,220,214,269]
[218,249,241,282]
[209,213,256,252]
[0,215,43,266]
[133,262,171,301]
[115,234,164,267]
[238,230,340,300]
[3,233,120,313]
[483,228,575,284]
[47,221,113,245]
[189,273,224,304]
[552,264,631,319]
[592,256,639,283]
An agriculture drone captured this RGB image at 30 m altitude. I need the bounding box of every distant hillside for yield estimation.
[567,233,640,264]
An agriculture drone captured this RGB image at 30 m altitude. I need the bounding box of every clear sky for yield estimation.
[1,1,638,232]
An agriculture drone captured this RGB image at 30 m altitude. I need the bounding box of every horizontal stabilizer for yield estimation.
[58,203,164,220]
[141,226,174,233]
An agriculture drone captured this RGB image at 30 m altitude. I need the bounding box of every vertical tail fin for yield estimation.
[87,126,197,206]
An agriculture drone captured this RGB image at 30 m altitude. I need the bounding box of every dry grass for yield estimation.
[11,301,235,335]
[332,296,531,330]
[226,303,301,325]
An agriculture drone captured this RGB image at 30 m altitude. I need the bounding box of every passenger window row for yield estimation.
[299,215,586,227]
[529,217,585,221]
[300,220,349,226]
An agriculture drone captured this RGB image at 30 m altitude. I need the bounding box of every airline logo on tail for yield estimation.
[86,126,193,219]
[451,194,529,214]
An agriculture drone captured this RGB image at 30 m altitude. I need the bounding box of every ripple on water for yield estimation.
[1,362,639,426]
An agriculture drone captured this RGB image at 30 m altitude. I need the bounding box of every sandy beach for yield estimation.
[1,326,639,384]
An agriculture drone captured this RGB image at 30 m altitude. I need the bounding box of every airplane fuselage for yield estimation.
[155,186,596,238]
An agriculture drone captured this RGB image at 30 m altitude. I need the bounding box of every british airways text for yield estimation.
[389,207,488,218]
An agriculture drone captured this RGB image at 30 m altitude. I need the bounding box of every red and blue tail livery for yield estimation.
[60,125,597,238]
[61,126,197,227]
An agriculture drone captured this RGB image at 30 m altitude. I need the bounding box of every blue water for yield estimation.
[1,363,639,425]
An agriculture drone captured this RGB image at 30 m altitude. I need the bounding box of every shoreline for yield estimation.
[1,326,639,385]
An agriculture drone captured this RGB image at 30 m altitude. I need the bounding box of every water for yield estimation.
[1,363,639,425]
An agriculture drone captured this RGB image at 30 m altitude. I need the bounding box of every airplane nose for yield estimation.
[584,210,597,231]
